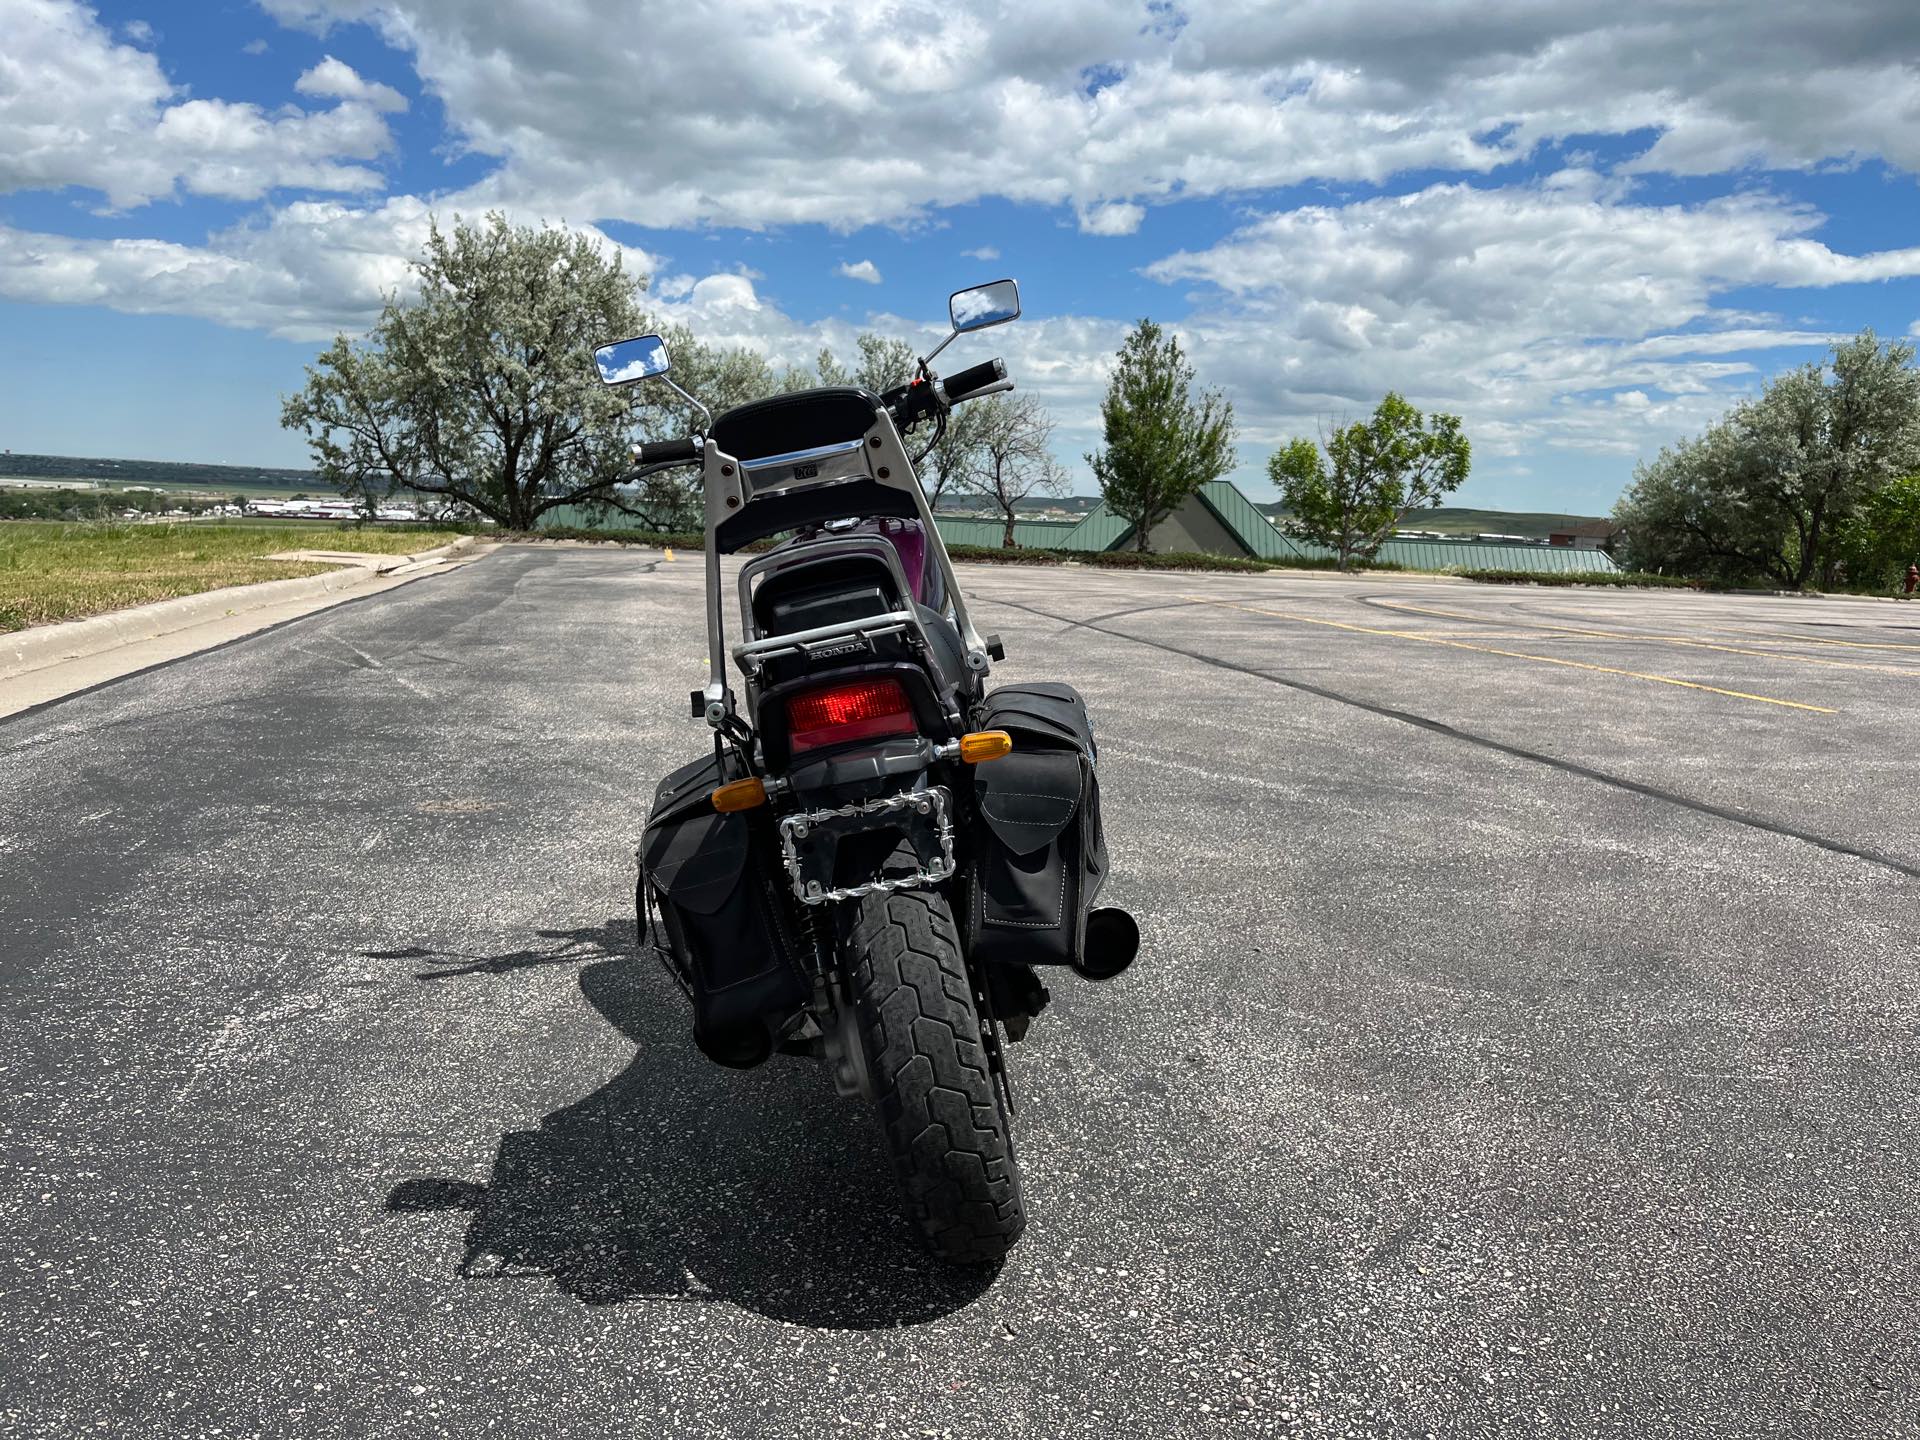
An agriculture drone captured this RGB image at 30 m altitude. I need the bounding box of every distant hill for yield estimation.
[977,494,1613,538]
[0,452,320,491]
[4,453,1614,540]
[1253,501,1611,539]
[943,494,1104,517]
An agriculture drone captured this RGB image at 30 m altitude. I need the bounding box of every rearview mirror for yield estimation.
[949,279,1020,334]
[594,334,671,387]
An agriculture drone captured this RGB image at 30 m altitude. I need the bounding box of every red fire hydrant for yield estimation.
[1906,564,1919,596]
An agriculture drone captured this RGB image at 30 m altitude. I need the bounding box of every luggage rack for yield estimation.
[732,532,941,678]
[689,411,996,731]
[732,611,920,670]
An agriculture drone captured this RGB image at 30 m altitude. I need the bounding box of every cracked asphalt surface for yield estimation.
[3,545,1917,1437]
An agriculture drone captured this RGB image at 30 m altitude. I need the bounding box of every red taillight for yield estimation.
[787,677,915,753]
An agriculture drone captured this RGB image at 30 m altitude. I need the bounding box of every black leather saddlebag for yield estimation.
[639,751,809,1060]
[966,683,1115,968]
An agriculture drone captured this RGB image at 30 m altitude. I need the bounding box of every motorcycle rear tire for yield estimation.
[847,887,1026,1265]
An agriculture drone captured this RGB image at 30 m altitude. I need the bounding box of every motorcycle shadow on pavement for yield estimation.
[385,922,998,1330]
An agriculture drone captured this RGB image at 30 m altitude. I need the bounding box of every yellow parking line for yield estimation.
[1182,595,1838,714]
[1725,627,1920,655]
[1370,598,1916,677]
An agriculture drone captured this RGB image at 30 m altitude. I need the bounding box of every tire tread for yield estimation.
[847,889,1025,1264]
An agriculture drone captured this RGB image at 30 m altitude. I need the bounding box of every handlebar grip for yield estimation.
[885,378,941,427]
[941,358,1007,403]
[635,436,700,465]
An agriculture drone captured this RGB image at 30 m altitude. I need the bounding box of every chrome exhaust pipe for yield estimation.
[1072,907,1139,982]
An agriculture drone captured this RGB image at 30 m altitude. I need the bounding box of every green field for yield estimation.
[0,521,450,633]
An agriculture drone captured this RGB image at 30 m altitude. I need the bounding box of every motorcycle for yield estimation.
[594,280,1138,1265]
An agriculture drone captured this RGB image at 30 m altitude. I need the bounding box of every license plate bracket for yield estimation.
[778,787,955,905]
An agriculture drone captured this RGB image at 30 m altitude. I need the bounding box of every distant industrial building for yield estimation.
[1546,521,1621,551]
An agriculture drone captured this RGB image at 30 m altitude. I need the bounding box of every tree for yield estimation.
[953,394,1066,546]
[1087,320,1235,551]
[1269,392,1472,571]
[920,401,988,511]
[1832,472,1920,590]
[595,333,809,530]
[1615,331,1920,587]
[281,213,651,531]
[1611,423,1791,584]
[816,333,916,394]
[817,332,998,512]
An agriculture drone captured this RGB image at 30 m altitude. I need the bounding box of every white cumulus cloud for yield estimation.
[234,0,1920,231]
[1143,175,1917,457]
[295,56,408,113]
[1077,202,1144,236]
[0,0,401,207]
[0,199,661,341]
[6,0,1918,507]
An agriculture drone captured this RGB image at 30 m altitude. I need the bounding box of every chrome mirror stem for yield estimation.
[662,376,713,432]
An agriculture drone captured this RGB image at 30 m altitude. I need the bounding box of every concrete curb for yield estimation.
[1,536,476,682]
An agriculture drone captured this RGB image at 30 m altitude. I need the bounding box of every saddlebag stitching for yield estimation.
[982,791,1080,824]
[978,864,1070,928]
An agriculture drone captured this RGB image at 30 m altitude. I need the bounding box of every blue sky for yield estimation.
[2,0,1917,515]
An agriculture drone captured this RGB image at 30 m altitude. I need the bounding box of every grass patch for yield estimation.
[950,543,1406,575]
[0,520,452,632]
[946,543,1070,566]
[524,525,705,549]
[1451,567,1707,589]
[1082,548,1271,573]
[1457,566,1920,596]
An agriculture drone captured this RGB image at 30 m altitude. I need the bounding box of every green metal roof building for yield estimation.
[923,515,1084,550]
[934,480,1620,575]
[541,478,1617,576]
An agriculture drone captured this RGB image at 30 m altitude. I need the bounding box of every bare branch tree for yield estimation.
[955,394,1066,547]
[921,401,989,511]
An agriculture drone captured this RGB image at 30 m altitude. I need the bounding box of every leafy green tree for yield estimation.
[816,332,1005,512]
[1612,422,1788,584]
[816,333,917,394]
[1615,331,1920,587]
[281,213,652,531]
[1832,472,1920,590]
[1087,320,1235,552]
[1269,393,1471,571]
[593,335,814,531]
[665,340,811,418]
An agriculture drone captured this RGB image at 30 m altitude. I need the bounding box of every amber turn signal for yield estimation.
[958,730,1014,764]
[710,777,768,812]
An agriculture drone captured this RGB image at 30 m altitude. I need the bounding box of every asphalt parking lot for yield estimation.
[3,545,1916,1438]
